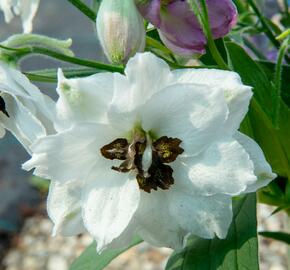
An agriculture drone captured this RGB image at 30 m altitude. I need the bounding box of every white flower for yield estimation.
[0,0,40,33]
[0,62,55,153]
[23,52,276,252]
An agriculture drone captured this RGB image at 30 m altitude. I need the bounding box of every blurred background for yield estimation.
[0,0,289,269]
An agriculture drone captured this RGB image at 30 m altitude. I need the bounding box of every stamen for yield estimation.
[153,136,184,163]
[100,138,128,160]
[100,132,184,193]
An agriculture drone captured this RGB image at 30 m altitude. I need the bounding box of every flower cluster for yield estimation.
[0,52,275,252]
[97,0,237,63]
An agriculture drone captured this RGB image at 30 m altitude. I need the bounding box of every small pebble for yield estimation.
[47,255,68,270]
[2,204,288,270]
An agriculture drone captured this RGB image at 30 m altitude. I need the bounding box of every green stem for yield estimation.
[24,67,101,82]
[273,38,289,127]
[0,44,124,73]
[247,0,280,49]
[283,0,289,15]
[146,36,172,54]
[67,0,96,21]
[277,29,290,40]
[248,0,290,64]
[24,73,58,83]
[199,0,229,70]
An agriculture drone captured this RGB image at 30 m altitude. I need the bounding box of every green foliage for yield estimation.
[259,231,290,245]
[257,60,290,108]
[69,236,143,270]
[165,195,258,270]
[226,41,290,181]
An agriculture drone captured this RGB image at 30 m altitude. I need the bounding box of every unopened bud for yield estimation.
[96,0,145,64]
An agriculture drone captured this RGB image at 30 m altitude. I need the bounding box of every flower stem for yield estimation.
[198,0,229,70]
[24,67,100,82]
[67,0,96,21]
[273,38,289,128]
[247,0,280,49]
[146,36,172,55]
[247,0,290,64]
[283,0,289,18]
[0,44,124,73]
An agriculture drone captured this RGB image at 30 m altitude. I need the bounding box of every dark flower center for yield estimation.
[0,96,9,117]
[100,132,184,193]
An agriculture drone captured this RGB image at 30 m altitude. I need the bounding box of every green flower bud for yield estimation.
[96,0,145,64]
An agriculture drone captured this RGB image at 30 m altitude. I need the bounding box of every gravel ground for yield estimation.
[1,204,288,270]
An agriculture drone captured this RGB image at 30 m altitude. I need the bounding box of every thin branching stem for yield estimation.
[67,0,96,21]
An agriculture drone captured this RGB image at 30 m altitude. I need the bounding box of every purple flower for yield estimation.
[136,0,237,56]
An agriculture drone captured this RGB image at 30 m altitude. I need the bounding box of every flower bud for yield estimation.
[136,0,237,57]
[96,0,145,64]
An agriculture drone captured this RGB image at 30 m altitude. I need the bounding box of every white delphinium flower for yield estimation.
[0,62,55,153]
[0,0,40,33]
[23,52,276,252]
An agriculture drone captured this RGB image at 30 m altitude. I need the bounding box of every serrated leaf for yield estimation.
[165,194,258,270]
[69,236,143,270]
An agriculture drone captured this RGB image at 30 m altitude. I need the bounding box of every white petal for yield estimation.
[0,64,56,125]
[172,138,257,196]
[0,94,46,154]
[133,191,187,249]
[169,189,233,239]
[110,52,172,113]
[18,0,40,33]
[0,62,55,151]
[235,132,276,193]
[141,83,228,156]
[82,168,139,252]
[23,123,118,182]
[172,69,252,135]
[0,0,39,33]
[0,0,14,22]
[0,125,6,138]
[55,69,114,130]
[47,180,85,236]
[105,219,137,250]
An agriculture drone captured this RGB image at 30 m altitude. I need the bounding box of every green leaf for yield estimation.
[226,41,290,180]
[226,42,274,117]
[166,194,259,270]
[201,38,228,66]
[257,60,290,108]
[259,231,290,245]
[70,236,143,270]
[270,204,290,216]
